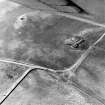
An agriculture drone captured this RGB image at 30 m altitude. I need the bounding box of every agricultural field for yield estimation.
[0,0,105,105]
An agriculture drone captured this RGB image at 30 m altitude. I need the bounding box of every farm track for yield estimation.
[0,1,105,105]
[0,32,105,104]
[11,0,105,28]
